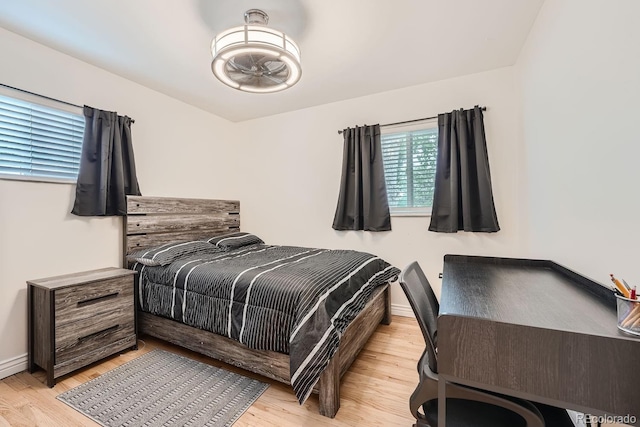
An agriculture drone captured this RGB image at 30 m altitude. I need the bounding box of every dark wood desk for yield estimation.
[437,255,639,426]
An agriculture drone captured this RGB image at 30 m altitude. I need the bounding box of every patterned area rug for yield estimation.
[57,349,268,427]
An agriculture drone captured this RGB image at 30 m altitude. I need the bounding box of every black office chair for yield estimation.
[399,261,575,427]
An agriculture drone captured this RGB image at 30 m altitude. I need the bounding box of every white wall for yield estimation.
[516,0,640,285]
[0,27,238,373]
[236,67,528,313]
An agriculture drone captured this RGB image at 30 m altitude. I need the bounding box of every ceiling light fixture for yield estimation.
[210,9,302,93]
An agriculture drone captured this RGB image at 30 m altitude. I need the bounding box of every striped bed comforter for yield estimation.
[132,243,399,403]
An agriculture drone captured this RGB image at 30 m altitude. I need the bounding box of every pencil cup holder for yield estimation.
[616,294,640,336]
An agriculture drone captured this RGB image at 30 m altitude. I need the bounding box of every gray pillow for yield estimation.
[127,240,219,266]
[206,232,264,250]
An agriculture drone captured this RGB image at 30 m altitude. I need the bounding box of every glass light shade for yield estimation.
[210,22,302,93]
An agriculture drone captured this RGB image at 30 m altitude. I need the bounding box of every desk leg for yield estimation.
[438,377,447,426]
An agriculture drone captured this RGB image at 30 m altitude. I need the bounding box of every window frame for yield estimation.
[0,87,84,185]
[380,119,438,217]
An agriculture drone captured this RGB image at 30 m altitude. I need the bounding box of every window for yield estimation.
[381,123,438,216]
[0,93,84,183]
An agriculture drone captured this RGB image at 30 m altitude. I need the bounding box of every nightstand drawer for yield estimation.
[56,318,135,364]
[55,275,133,325]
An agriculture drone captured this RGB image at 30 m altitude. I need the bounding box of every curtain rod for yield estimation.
[1,82,84,108]
[337,105,487,135]
[0,82,135,123]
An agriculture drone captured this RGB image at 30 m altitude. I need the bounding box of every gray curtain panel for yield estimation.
[71,106,141,216]
[332,124,391,231]
[429,106,499,232]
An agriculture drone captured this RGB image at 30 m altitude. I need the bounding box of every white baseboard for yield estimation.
[391,303,415,318]
[0,353,27,380]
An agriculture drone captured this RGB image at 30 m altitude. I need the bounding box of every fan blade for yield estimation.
[262,61,286,74]
[225,70,258,85]
[262,74,286,85]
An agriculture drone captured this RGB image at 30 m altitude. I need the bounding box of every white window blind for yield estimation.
[0,94,84,181]
[381,126,438,214]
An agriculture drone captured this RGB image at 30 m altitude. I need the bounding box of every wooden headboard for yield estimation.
[123,195,240,266]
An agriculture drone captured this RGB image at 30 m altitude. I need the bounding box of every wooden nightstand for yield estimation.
[27,267,137,387]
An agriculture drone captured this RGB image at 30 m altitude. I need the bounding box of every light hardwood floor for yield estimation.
[0,316,424,427]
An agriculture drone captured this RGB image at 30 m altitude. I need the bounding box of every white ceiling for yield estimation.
[0,0,544,122]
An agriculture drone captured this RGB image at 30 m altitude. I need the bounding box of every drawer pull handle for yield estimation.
[78,325,119,342]
[77,292,119,307]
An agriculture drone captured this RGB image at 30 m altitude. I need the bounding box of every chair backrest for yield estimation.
[399,261,439,373]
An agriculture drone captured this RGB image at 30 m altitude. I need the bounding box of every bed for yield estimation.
[123,195,398,418]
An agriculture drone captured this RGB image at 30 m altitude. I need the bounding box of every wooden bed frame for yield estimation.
[123,195,392,418]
